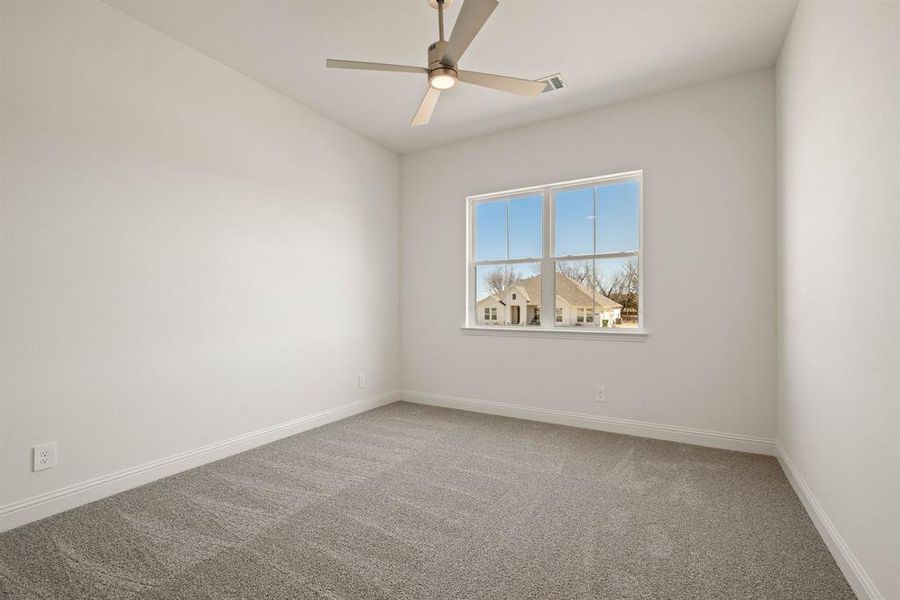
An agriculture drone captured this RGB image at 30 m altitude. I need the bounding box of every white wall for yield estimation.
[776,2,900,598]
[7,6,895,593]
[0,1,399,514]
[400,71,777,441]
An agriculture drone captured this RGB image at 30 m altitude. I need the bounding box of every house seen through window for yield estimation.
[469,171,642,331]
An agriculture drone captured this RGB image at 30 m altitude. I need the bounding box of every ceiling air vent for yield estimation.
[539,73,566,94]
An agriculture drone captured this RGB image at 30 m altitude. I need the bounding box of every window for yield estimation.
[481,307,498,323]
[468,171,642,333]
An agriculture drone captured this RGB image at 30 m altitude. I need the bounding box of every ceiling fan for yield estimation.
[326,0,547,127]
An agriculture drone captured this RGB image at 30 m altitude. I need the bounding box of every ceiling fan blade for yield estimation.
[410,86,441,127]
[457,70,545,96]
[442,0,498,67]
[326,59,427,74]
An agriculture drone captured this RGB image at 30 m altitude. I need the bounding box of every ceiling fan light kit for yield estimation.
[429,67,458,90]
[326,0,551,126]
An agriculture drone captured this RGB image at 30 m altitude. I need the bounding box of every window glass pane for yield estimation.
[554,186,594,256]
[508,194,542,259]
[507,262,541,326]
[596,180,639,254]
[594,257,639,328]
[475,200,507,261]
[476,263,540,326]
[554,259,594,327]
[476,264,506,325]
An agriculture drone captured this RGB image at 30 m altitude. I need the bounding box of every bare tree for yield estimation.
[607,257,639,310]
[481,267,524,297]
[559,260,620,297]
[558,258,638,307]
[595,270,618,298]
[482,268,505,297]
[616,257,639,295]
[556,261,593,287]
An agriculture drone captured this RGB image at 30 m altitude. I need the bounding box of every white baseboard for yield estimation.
[777,445,883,600]
[399,390,776,456]
[0,392,397,533]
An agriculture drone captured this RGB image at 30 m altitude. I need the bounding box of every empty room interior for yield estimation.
[1,0,898,598]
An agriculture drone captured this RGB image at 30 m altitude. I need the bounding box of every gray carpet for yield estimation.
[0,402,854,599]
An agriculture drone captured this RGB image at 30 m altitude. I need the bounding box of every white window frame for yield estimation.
[464,170,646,340]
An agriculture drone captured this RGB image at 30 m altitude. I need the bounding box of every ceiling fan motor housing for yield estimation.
[428,40,453,69]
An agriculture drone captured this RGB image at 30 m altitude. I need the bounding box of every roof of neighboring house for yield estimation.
[477,273,622,310]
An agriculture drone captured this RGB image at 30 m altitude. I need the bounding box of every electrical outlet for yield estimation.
[595,385,607,403]
[358,374,366,389]
[33,443,57,472]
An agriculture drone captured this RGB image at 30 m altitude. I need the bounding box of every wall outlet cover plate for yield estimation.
[33,443,57,472]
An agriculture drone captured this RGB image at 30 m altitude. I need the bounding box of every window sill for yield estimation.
[461,326,649,341]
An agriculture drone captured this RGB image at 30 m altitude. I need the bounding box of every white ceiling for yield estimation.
[106,0,797,154]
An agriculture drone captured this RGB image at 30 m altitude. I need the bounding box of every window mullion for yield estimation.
[591,185,597,328]
[468,199,476,327]
[552,251,639,262]
[474,257,541,266]
[505,197,510,262]
[541,188,554,329]
[504,198,510,326]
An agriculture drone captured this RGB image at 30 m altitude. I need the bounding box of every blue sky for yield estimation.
[475,180,639,262]
[474,180,639,301]
[474,193,542,261]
